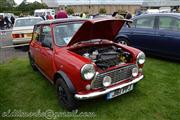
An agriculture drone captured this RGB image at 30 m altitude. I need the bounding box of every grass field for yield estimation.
[0,57,180,120]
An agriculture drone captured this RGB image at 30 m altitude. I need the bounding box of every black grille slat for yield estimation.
[91,65,136,89]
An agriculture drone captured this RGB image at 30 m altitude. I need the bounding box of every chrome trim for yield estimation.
[90,72,99,88]
[75,75,144,100]
[136,52,145,65]
[91,64,136,89]
[81,64,96,80]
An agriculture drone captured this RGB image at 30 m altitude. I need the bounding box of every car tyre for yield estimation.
[56,78,78,111]
[28,53,37,71]
[116,38,129,46]
[22,46,29,51]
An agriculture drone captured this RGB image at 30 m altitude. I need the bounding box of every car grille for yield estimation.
[91,64,136,89]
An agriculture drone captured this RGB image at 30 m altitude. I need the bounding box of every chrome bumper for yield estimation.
[13,38,31,44]
[75,75,144,100]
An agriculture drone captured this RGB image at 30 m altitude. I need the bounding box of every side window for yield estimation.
[177,19,180,31]
[32,25,40,41]
[174,18,180,31]
[159,16,178,31]
[135,16,155,29]
[39,25,52,48]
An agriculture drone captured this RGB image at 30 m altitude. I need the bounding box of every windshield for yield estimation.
[34,12,44,17]
[54,23,83,46]
[15,18,43,27]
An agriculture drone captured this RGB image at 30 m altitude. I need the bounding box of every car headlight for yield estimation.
[81,64,96,80]
[137,52,145,65]
[103,76,112,87]
[132,66,138,77]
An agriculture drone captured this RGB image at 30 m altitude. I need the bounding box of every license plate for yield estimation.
[106,84,134,100]
[24,34,32,38]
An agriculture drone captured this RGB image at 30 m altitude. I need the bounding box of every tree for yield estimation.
[0,0,16,12]
[17,1,48,15]
[99,8,106,14]
[66,7,74,15]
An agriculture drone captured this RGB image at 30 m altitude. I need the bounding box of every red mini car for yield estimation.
[28,18,145,111]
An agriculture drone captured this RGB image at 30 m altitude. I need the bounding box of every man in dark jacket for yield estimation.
[0,16,4,30]
[41,12,46,20]
[10,16,15,25]
[4,16,11,29]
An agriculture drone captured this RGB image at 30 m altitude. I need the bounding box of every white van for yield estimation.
[34,9,55,18]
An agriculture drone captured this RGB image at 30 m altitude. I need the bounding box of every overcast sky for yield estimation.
[14,0,41,5]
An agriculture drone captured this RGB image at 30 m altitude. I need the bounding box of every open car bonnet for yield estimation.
[67,19,126,46]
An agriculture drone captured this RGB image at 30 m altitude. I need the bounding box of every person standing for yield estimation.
[4,16,11,29]
[125,12,132,19]
[112,11,124,19]
[80,12,86,18]
[135,8,142,16]
[56,8,68,19]
[0,16,4,30]
[46,12,53,20]
[40,12,46,20]
[10,15,15,25]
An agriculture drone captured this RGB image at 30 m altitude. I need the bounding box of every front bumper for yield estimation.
[75,75,144,100]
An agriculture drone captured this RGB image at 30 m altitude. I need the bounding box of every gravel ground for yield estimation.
[0,30,28,63]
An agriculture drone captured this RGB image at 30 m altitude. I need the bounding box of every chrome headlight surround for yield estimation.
[132,66,139,77]
[102,76,112,87]
[136,52,146,65]
[81,64,96,80]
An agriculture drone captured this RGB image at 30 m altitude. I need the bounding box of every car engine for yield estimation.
[72,45,132,70]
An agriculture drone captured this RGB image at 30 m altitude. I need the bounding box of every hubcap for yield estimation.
[58,86,68,102]
[119,41,127,45]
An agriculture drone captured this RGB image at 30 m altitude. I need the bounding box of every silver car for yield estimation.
[12,17,43,45]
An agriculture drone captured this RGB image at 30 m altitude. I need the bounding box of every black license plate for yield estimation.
[107,84,134,100]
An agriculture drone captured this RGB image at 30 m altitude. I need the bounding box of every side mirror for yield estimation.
[41,40,52,49]
[125,19,133,28]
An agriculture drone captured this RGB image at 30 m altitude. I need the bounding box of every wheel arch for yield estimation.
[115,34,129,42]
[54,71,76,94]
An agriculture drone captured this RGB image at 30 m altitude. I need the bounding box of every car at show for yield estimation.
[116,13,180,60]
[12,17,43,45]
[28,18,145,111]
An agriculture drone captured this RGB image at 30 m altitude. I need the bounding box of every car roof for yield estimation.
[35,18,129,25]
[134,13,180,19]
[35,18,88,25]
[16,16,43,20]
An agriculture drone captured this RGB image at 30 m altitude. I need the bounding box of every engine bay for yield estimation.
[71,45,132,70]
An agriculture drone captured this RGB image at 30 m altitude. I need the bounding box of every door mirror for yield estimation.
[41,40,52,49]
[125,20,133,28]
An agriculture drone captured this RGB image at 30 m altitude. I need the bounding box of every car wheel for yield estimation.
[22,46,29,51]
[28,53,37,71]
[56,78,78,111]
[14,46,20,49]
[116,38,129,46]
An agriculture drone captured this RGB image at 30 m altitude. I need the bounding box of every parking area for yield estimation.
[0,30,27,63]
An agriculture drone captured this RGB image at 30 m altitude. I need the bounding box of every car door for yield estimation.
[156,16,180,58]
[31,25,42,64]
[38,25,54,79]
[128,16,156,51]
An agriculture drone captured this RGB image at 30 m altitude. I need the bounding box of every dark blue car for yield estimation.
[116,13,180,60]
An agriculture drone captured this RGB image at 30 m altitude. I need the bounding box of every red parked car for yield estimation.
[28,18,145,111]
